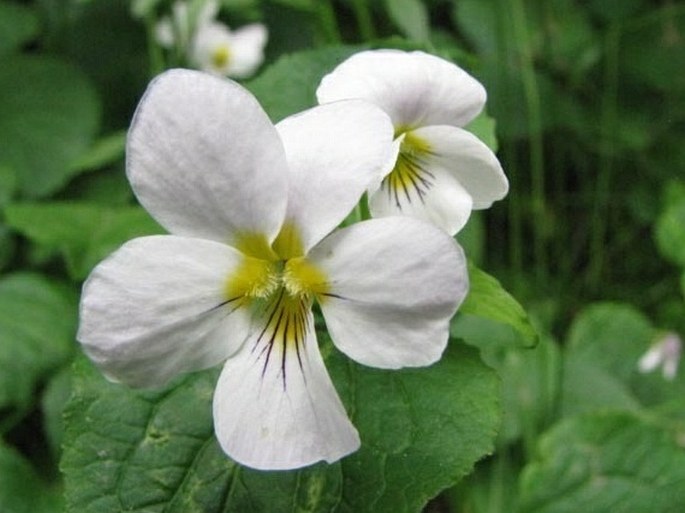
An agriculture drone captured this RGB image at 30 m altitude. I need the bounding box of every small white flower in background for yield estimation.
[190,20,267,78]
[77,69,468,470]
[317,49,509,236]
[638,332,682,380]
[156,0,267,79]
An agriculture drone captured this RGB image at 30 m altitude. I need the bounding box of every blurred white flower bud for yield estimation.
[638,332,682,380]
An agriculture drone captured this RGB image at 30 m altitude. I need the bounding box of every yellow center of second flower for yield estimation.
[211,45,231,69]
[382,130,435,208]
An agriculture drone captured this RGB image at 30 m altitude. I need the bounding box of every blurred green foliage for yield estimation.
[0,0,684,512]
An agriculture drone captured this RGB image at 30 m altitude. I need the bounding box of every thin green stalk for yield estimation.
[145,14,166,77]
[506,144,524,282]
[488,448,508,513]
[315,0,342,44]
[492,0,523,281]
[351,0,375,41]
[588,23,620,291]
[509,0,547,284]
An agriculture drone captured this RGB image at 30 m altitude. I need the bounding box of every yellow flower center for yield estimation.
[225,223,330,374]
[382,130,435,208]
[211,45,231,69]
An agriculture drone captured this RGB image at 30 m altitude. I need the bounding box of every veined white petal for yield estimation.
[310,217,468,369]
[226,23,268,79]
[213,307,359,470]
[78,235,251,388]
[316,49,486,129]
[414,125,508,209]
[368,160,474,236]
[275,100,396,253]
[127,69,288,245]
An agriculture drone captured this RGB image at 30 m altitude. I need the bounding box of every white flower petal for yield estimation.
[637,347,662,373]
[663,357,679,380]
[368,162,474,236]
[414,125,508,209]
[127,69,288,245]
[310,217,468,369]
[226,23,268,78]
[213,308,359,470]
[317,49,486,129]
[275,100,396,253]
[78,235,251,388]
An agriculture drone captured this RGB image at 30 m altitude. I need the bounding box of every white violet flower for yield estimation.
[77,69,469,470]
[156,0,267,78]
[317,49,509,235]
[190,19,267,78]
[638,332,682,381]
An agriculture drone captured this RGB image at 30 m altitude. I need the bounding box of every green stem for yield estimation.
[493,0,523,282]
[488,448,507,513]
[510,0,546,284]
[351,0,375,41]
[144,14,166,77]
[315,0,342,44]
[588,23,620,291]
[506,144,524,283]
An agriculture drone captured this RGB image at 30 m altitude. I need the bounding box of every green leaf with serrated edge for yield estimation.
[68,131,126,174]
[0,439,63,513]
[0,273,76,431]
[0,55,100,197]
[383,0,430,42]
[62,342,498,513]
[458,262,538,347]
[4,202,163,280]
[0,1,39,56]
[518,412,685,513]
[329,341,499,512]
